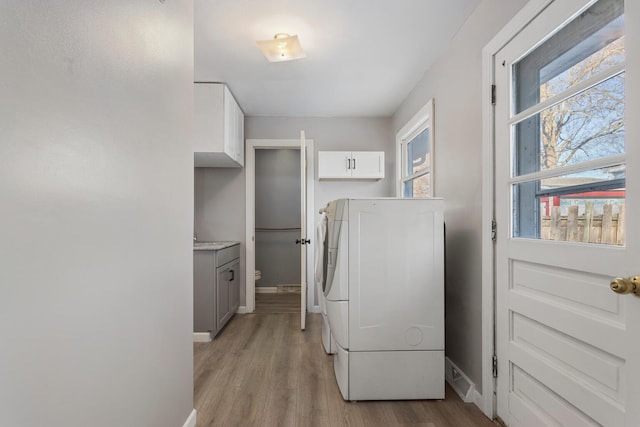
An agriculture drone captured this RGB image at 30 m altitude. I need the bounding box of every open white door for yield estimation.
[494,0,640,425]
[300,131,308,330]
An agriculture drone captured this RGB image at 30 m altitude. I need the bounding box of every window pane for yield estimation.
[407,128,430,175]
[513,0,624,114]
[541,37,625,103]
[403,173,430,198]
[513,165,625,245]
[513,73,625,177]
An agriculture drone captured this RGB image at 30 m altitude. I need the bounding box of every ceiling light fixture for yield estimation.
[256,33,306,62]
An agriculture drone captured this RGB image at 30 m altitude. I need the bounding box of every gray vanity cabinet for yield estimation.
[216,259,240,329]
[194,243,240,338]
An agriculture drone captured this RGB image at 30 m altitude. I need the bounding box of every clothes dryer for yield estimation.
[323,198,445,400]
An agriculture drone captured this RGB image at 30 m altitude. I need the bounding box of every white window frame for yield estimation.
[395,99,435,197]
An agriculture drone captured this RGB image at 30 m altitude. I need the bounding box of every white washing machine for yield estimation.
[323,198,445,400]
[315,211,335,355]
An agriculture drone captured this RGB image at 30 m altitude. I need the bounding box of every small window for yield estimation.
[396,100,434,198]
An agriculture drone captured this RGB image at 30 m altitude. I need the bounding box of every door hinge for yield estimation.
[491,220,497,242]
[491,84,496,105]
[492,355,498,378]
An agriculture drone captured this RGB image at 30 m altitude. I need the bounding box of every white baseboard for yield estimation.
[473,389,485,411]
[193,332,211,343]
[255,286,277,293]
[236,305,251,314]
[309,305,322,314]
[183,409,196,427]
[445,357,476,403]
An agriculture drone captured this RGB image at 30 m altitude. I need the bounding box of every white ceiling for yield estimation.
[194,0,481,117]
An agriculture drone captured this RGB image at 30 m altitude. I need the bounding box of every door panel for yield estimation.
[300,131,307,330]
[229,260,240,314]
[495,0,639,425]
[216,265,231,329]
[350,151,384,179]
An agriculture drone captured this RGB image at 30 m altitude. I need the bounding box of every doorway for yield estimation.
[254,148,302,313]
[244,138,316,324]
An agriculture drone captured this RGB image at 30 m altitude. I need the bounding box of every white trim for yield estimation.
[444,357,477,403]
[182,409,196,427]
[480,0,554,419]
[395,99,434,197]
[245,139,316,316]
[473,389,484,410]
[509,62,625,125]
[192,332,211,343]
[309,305,321,314]
[255,286,277,293]
[305,142,315,311]
[236,305,251,314]
[508,154,625,185]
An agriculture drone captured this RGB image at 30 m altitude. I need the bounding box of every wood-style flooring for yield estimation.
[194,312,497,427]
[255,292,300,314]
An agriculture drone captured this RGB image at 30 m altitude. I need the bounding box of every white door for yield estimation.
[495,0,640,425]
[300,131,308,330]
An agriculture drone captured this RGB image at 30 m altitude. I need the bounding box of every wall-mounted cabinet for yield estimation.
[194,83,244,168]
[318,151,385,180]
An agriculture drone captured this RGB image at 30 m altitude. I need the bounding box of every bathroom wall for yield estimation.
[255,149,301,288]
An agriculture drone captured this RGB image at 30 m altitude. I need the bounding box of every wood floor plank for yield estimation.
[255,292,300,314]
[194,310,497,427]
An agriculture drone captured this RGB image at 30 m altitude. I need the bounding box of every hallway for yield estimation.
[193,313,496,427]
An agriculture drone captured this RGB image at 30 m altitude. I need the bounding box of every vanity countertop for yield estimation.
[193,241,240,251]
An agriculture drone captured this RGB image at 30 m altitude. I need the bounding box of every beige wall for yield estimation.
[392,0,529,391]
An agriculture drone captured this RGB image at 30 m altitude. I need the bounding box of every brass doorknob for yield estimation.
[610,276,640,295]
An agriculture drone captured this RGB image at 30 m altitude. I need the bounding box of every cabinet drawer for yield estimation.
[217,244,240,265]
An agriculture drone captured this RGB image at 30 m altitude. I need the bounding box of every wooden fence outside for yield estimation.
[540,202,625,245]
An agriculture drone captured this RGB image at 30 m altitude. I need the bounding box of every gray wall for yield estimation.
[0,2,194,427]
[255,149,301,288]
[246,117,395,209]
[392,0,528,392]
[194,117,394,307]
[194,167,247,304]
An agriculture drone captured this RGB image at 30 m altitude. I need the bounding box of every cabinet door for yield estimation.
[216,265,232,331]
[351,151,384,179]
[228,260,240,314]
[193,251,216,333]
[193,83,224,153]
[235,104,244,166]
[318,151,352,178]
[222,85,235,161]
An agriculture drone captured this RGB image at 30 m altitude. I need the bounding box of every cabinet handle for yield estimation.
[347,158,351,170]
[229,270,234,281]
[352,157,356,169]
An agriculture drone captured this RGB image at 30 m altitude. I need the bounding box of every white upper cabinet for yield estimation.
[194,83,245,167]
[318,151,385,180]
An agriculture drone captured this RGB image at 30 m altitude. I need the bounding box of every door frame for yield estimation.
[480,0,555,419]
[243,138,316,314]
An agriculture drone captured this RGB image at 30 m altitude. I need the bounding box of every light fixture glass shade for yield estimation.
[256,34,306,62]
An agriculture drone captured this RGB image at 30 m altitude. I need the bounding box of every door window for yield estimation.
[511,0,625,245]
